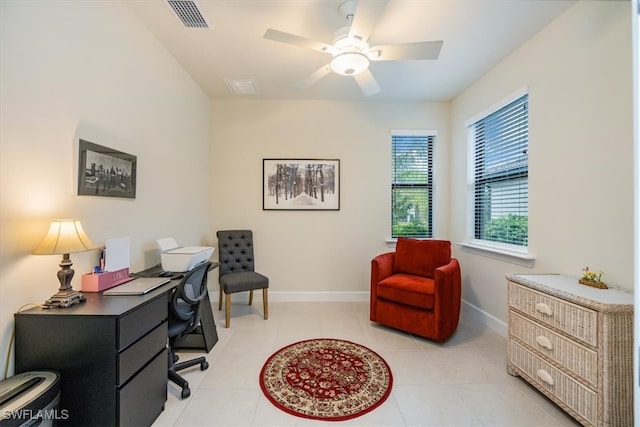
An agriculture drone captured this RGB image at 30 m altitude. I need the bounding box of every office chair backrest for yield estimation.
[217,230,256,277]
[169,261,211,336]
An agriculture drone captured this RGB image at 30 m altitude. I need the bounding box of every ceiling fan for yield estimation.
[263,0,443,96]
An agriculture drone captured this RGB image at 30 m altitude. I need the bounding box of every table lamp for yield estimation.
[33,219,98,308]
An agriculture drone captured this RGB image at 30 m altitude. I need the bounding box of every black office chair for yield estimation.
[168,261,212,399]
[216,230,269,328]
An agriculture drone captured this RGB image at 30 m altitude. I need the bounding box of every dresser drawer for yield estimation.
[118,320,168,385]
[509,282,598,347]
[509,310,598,387]
[509,340,597,426]
[118,294,168,349]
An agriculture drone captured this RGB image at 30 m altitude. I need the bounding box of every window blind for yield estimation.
[391,135,433,238]
[472,94,528,246]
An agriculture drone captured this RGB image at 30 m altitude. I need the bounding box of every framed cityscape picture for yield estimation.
[263,159,340,210]
[77,139,136,198]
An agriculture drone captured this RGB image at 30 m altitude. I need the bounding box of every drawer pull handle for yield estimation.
[536,335,553,350]
[535,302,553,316]
[537,369,555,386]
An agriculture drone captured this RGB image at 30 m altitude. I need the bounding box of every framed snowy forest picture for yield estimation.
[263,159,340,210]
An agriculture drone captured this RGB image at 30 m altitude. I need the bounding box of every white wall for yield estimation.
[450,1,633,328]
[210,99,450,297]
[0,1,211,377]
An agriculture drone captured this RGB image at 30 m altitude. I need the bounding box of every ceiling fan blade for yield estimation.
[297,64,332,89]
[263,29,333,54]
[370,41,443,61]
[348,0,388,42]
[354,69,381,96]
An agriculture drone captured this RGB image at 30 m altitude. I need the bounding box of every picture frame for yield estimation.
[263,159,340,210]
[77,139,136,198]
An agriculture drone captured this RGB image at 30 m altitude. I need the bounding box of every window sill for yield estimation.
[386,237,431,246]
[458,242,535,268]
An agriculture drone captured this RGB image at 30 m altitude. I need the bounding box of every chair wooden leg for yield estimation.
[263,288,268,320]
[225,293,231,328]
[218,287,223,311]
[248,290,253,306]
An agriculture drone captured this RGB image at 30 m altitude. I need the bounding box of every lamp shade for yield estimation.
[33,219,98,255]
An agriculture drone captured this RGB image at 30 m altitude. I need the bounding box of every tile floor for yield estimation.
[153,300,579,426]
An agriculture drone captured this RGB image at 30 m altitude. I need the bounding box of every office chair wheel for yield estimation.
[181,387,191,399]
[201,360,209,370]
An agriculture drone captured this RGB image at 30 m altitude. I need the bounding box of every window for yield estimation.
[469,94,529,247]
[391,133,434,238]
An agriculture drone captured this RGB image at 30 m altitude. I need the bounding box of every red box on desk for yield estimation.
[81,268,130,292]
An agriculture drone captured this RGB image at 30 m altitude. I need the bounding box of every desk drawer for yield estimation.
[118,294,167,349]
[118,320,167,385]
[509,282,597,347]
[509,310,598,387]
[509,340,597,426]
[118,348,167,426]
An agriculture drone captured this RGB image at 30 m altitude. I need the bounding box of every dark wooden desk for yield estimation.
[14,281,177,426]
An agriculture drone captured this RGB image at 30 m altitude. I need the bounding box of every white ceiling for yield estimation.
[125,0,576,102]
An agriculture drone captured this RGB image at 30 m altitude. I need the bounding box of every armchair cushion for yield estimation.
[377,274,435,310]
[393,238,451,278]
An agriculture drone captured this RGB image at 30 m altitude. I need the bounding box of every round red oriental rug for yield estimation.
[259,338,393,421]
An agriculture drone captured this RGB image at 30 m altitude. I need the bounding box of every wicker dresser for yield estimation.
[506,274,633,426]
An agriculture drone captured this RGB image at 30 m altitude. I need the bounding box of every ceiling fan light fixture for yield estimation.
[333,33,366,51]
[330,52,369,76]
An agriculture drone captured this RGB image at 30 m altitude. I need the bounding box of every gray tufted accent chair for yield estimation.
[216,230,269,328]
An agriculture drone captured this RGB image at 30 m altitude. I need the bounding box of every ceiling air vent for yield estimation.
[224,79,260,96]
[166,0,209,29]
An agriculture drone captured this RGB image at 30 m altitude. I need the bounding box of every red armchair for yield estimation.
[370,238,461,342]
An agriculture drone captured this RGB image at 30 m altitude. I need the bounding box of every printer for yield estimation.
[156,237,214,272]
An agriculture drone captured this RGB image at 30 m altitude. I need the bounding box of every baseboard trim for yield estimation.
[267,291,369,302]
[461,299,507,338]
[209,289,368,302]
[217,289,507,337]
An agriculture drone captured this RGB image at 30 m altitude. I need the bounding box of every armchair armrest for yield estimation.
[370,252,394,322]
[371,252,395,291]
[433,258,461,305]
[433,258,462,341]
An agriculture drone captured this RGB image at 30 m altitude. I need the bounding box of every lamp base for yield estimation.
[43,289,86,309]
